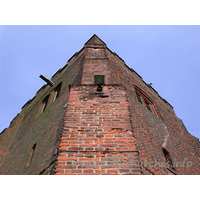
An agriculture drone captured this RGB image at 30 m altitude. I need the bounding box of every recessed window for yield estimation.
[136,91,153,113]
[162,148,175,170]
[53,83,62,102]
[26,143,36,167]
[134,85,159,117]
[145,101,153,113]
[41,95,49,114]
[94,75,105,85]
[137,94,144,105]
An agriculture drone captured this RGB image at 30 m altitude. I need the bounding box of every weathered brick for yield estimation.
[54,169,65,173]
[71,169,83,173]
[107,169,119,174]
[1,34,198,176]
[83,169,94,173]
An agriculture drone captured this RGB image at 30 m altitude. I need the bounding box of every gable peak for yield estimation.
[85,34,106,47]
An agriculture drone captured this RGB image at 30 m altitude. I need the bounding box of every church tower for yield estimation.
[0,35,199,175]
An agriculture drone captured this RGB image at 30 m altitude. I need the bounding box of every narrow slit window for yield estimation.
[162,148,175,170]
[41,95,49,114]
[26,143,36,167]
[53,83,62,102]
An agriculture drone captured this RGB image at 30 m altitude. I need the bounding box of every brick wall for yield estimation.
[54,85,142,175]
[0,53,85,174]
[1,34,199,175]
[81,45,112,85]
[0,113,24,168]
[106,48,200,175]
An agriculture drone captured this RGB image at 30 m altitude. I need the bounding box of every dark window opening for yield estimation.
[163,148,170,159]
[53,83,62,102]
[162,148,175,170]
[41,95,49,114]
[94,75,105,85]
[26,143,36,167]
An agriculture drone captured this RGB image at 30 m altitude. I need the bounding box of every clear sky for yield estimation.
[0,25,200,140]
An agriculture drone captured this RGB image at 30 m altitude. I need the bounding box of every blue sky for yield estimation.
[0,25,200,140]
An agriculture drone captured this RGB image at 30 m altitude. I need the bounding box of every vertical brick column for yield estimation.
[54,85,142,175]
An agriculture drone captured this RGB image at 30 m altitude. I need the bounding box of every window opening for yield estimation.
[145,101,153,113]
[162,148,175,170]
[135,86,156,114]
[41,95,49,114]
[53,83,62,102]
[134,85,161,120]
[137,94,144,105]
[26,143,36,167]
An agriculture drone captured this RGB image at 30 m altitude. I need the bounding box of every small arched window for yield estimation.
[134,85,160,118]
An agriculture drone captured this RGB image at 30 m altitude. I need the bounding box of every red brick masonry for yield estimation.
[55,85,142,175]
